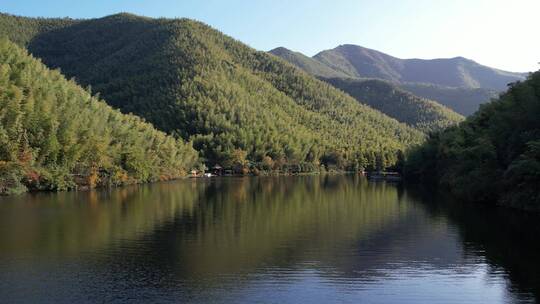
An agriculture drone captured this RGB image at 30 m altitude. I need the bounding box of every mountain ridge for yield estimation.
[323,77,464,133]
[270,46,464,131]
[313,44,526,90]
[0,12,423,171]
[269,46,350,78]
[270,45,514,115]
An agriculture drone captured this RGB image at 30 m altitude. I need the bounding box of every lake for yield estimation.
[0,175,538,303]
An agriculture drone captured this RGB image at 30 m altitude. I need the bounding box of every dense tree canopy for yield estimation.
[0,39,199,194]
[0,13,424,173]
[402,82,499,116]
[405,71,540,210]
[323,78,464,133]
[269,47,349,78]
[269,48,464,133]
[0,13,77,46]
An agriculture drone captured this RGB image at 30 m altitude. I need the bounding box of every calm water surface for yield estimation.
[0,175,538,303]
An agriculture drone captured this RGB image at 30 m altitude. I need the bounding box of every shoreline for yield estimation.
[2,170,369,197]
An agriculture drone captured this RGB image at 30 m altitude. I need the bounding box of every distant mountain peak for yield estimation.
[269,46,350,78]
[312,44,525,90]
[96,12,156,23]
[269,46,291,53]
[271,44,513,116]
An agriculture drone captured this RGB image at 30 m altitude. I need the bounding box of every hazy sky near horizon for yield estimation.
[2,0,538,72]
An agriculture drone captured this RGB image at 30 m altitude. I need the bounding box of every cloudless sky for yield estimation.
[2,0,538,72]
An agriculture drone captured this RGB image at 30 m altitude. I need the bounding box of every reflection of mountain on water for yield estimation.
[0,176,538,303]
[0,175,410,260]
[0,181,203,255]
[101,176,414,278]
[94,177,477,282]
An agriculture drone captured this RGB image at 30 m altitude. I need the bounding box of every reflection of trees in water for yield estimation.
[1,177,537,302]
[156,176,414,276]
[0,181,203,255]
[406,186,540,302]
[0,175,402,260]
[93,175,419,289]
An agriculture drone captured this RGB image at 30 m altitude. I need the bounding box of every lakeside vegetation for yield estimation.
[1,12,535,207]
[405,71,539,210]
[0,39,199,194]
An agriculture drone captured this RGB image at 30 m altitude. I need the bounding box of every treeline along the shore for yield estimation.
[2,12,537,208]
[405,71,540,210]
[0,13,426,194]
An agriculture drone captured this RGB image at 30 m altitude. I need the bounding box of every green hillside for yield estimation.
[324,78,464,133]
[269,47,349,78]
[0,13,78,46]
[0,13,423,172]
[0,39,199,195]
[269,47,463,132]
[405,71,540,210]
[401,83,498,116]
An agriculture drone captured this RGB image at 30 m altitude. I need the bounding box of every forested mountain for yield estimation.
[0,13,78,46]
[0,39,199,194]
[402,83,498,116]
[323,78,464,133]
[269,47,349,78]
[314,44,526,91]
[270,45,523,116]
[0,13,423,173]
[269,47,464,132]
[405,71,540,210]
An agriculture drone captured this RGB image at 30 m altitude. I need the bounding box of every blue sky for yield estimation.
[2,0,538,72]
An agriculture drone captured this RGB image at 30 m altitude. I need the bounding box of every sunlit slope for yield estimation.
[0,39,198,194]
[269,46,349,78]
[0,12,78,46]
[270,47,464,133]
[1,13,423,169]
[324,78,464,133]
